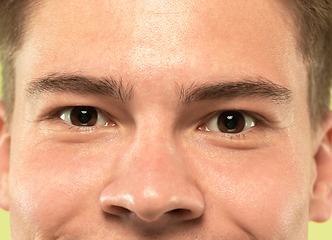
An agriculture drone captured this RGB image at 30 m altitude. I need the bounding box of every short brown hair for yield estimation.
[289,0,332,126]
[0,0,36,124]
[0,0,332,127]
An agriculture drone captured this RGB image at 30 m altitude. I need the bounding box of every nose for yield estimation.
[99,139,205,226]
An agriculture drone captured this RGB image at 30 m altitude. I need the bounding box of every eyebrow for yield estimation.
[26,73,134,102]
[26,74,292,106]
[179,77,293,105]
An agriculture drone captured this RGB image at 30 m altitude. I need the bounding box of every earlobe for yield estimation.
[0,102,10,211]
[309,112,332,222]
[0,172,9,211]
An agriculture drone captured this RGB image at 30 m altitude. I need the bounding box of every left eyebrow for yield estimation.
[25,73,134,102]
[178,77,293,105]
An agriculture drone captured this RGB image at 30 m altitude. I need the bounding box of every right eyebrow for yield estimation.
[26,73,134,102]
[178,77,293,105]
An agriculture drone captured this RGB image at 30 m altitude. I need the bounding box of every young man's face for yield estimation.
[1,0,329,239]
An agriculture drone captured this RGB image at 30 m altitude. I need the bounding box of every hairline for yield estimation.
[1,0,329,131]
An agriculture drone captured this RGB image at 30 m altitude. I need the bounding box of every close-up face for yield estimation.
[2,0,324,239]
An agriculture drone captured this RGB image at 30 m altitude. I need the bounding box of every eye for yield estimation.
[60,106,108,127]
[205,110,256,133]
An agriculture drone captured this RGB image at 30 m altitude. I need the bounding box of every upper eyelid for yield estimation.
[45,106,113,122]
[200,110,256,124]
[58,106,119,130]
[197,110,261,141]
[198,110,263,133]
[45,106,265,129]
[216,110,268,125]
[43,106,73,120]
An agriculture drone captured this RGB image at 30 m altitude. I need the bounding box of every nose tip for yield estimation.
[133,186,205,222]
[100,184,205,224]
[99,131,205,227]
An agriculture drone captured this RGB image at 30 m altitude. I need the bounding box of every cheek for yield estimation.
[190,137,312,237]
[8,134,115,236]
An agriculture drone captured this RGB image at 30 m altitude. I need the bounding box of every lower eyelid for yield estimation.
[203,125,269,151]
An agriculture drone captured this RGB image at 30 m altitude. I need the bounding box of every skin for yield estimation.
[0,0,332,239]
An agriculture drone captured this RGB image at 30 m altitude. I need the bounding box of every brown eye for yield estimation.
[217,111,245,133]
[70,106,97,126]
[205,110,256,134]
[60,106,108,127]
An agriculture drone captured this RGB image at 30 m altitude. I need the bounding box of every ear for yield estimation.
[309,112,332,222]
[0,102,10,211]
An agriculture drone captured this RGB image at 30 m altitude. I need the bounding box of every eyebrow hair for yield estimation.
[26,73,134,102]
[179,77,293,105]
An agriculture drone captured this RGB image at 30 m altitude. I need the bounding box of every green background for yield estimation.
[0,64,332,239]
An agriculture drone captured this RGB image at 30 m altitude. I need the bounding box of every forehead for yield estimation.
[16,0,305,95]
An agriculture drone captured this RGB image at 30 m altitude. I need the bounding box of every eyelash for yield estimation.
[44,106,115,131]
[45,106,263,140]
[220,131,254,140]
[198,110,262,139]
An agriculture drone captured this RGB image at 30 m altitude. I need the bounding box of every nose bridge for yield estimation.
[118,122,188,203]
[129,106,180,169]
[134,119,177,170]
[128,129,184,195]
[129,110,191,189]
[99,117,205,224]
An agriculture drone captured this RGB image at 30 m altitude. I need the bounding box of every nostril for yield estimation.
[167,208,196,221]
[168,208,189,214]
[108,206,132,217]
[100,176,205,224]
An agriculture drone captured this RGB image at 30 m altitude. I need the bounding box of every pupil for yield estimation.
[217,111,245,133]
[70,106,98,126]
[225,115,238,129]
[78,110,91,124]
